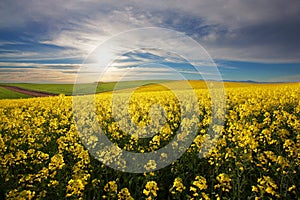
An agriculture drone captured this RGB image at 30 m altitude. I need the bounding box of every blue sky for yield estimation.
[0,0,299,83]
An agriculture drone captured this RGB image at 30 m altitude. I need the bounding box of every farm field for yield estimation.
[2,80,170,97]
[0,86,32,99]
[0,82,299,199]
[1,80,265,99]
[4,83,76,96]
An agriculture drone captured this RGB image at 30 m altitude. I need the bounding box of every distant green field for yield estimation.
[3,80,170,96]
[2,80,286,99]
[0,87,32,99]
[4,83,75,95]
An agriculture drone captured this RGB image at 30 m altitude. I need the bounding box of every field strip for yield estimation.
[0,85,58,97]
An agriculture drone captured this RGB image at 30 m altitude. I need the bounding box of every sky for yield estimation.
[0,0,300,83]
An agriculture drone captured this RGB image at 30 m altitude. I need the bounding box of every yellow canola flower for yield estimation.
[0,82,299,199]
[214,173,232,192]
[193,176,208,191]
[255,176,279,197]
[117,188,134,200]
[48,153,65,171]
[288,185,296,193]
[144,160,157,171]
[104,180,118,193]
[143,181,159,197]
[66,179,85,198]
[170,177,186,194]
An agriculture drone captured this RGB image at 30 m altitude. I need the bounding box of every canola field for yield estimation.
[0,82,299,199]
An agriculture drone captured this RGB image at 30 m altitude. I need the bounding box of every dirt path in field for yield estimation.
[1,85,59,97]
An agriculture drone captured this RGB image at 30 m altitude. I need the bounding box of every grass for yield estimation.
[0,87,32,99]
[4,80,170,95]
[4,83,75,95]
[117,80,273,93]
[2,80,293,99]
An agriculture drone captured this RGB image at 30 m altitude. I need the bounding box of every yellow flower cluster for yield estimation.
[104,180,118,193]
[252,176,280,198]
[190,175,210,199]
[143,181,159,199]
[0,82,299,199]
[170,177,186,194]
[103,180,118,199]
[214,173,232,192]
[118,188,134,200]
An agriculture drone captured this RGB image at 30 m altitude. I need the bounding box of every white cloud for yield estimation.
[2,0,299,63]
[99,66,182,82]
[0,68,76,83]
[0,62,81,83]
[1,0,300,83]
[0,62,81,68]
